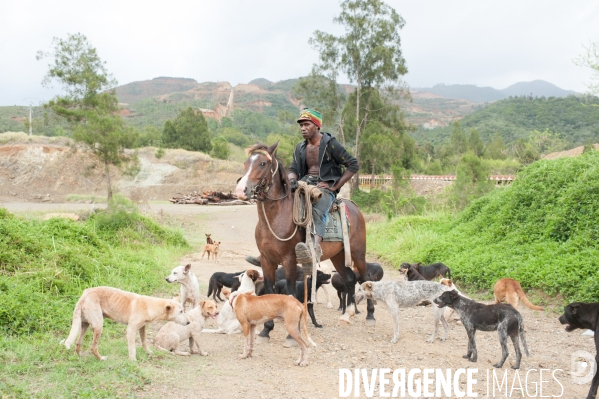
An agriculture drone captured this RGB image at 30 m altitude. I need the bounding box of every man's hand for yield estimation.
[317,181,334,191]
[290,178,299,193]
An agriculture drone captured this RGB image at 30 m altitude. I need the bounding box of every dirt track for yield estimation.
[5,203,595,398]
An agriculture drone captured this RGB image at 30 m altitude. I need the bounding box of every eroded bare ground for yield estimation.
[5,203,594,398]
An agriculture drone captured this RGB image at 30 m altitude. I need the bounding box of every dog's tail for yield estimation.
[61,296,84,349]
[301,304,317,348]
[518,315,530,357]
[516,286,544,311]
[206,280,215,299]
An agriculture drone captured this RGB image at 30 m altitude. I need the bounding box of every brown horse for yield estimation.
[235,142,374,341]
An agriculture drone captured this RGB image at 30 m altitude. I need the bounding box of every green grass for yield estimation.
[0,197,192,398]
[367,151,599,305]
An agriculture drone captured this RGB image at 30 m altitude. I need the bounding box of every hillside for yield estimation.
[413,95,599,145]
[0,133,243,203]
[115,76,199,104]
[415,80,578,103]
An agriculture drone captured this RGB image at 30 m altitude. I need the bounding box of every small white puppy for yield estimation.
[165,264,200,310]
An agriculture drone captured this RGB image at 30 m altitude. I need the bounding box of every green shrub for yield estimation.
[0,204,188,336]
[367,151,599,302]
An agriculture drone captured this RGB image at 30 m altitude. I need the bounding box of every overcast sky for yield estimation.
[1,0,597,106]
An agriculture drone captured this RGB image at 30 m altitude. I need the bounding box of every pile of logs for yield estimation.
[168,191,253,205]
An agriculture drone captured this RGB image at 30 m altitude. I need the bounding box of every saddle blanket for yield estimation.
[323,201,351,242]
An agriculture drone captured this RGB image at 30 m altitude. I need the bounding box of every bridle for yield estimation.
[242,149,297,241]
[248,150,288,202]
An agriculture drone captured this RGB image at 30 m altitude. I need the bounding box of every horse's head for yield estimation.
[235,142,284,200]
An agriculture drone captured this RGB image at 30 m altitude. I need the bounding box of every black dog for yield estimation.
[400,264,427,281]
[275,266,303,283]
[332,267,358,313]
[360,262,384,283]
[434,290,529,369]
[206,271,244,302]
[401,262,451,280]
[559,302,599,399]
[332,263,384,313]
[275,270,331,328]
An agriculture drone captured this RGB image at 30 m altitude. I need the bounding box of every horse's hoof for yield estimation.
[365,319,376,326]
[255,336,270,344]
[283,338,298,348]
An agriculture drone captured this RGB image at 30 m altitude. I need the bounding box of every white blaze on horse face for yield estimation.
[235,154,258,200]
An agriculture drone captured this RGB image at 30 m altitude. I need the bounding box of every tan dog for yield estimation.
[494,278,544,311]
[230,292,316,366]
[155,299,218,356]
[201,241,221,262]
[61,287,188,361]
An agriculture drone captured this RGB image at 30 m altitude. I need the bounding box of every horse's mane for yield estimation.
[245,142,290,196]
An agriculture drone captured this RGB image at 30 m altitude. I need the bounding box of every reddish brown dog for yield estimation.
[230,292,316,366]
[494,278,544,311]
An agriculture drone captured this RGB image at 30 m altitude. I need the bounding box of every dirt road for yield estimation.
[5,203,594,398]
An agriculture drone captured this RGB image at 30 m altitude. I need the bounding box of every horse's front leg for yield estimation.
[256,257,277,343]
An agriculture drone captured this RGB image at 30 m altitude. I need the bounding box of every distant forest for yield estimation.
[413,95,599,147]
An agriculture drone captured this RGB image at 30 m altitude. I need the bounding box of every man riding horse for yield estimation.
[245,107,359,266]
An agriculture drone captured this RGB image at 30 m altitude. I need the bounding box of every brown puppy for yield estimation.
[205,233,214,244]
[230,292,316,366]
[155,299,218,356]
[201,241,221,262]
[61,287,188,361]
[494,278,543,311]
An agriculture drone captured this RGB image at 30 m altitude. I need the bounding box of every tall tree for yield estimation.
[310,0,408,190]
[162,107,212,152]
[449,121,468,156]
[292,73,347,145]
[575,41,599,95]
[37,33,137,200]
[468,128,485,157]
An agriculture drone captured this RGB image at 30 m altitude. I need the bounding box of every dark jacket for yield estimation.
[289,132,359,191]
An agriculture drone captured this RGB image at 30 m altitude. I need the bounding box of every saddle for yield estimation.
[323,199,351,242]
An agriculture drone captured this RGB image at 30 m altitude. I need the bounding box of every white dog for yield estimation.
[165,263,200,310]
[155,299,218,356]
[203,270,260,334]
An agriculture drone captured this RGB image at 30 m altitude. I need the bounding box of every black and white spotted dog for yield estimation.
[434,290,529,369]
[354,280,452,344]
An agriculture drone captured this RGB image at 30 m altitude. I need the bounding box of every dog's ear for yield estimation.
[184,264,191,274]
[365,282,373,291]
[449,290,459,299]
[205,233,211,237]
[446,279,452,286]
[166,304,172,313]
[199,299,206,308]
[570,304,581,315]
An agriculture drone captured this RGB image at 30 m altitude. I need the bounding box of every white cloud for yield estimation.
[0,0,597,105]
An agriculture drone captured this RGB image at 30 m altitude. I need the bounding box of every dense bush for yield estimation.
[0,202,188,336]
[368,151,599,302]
